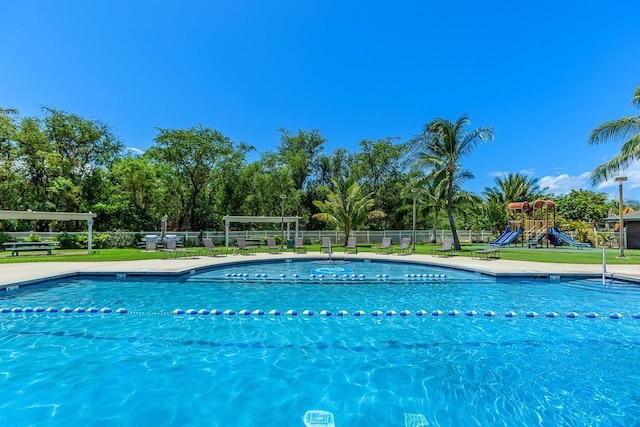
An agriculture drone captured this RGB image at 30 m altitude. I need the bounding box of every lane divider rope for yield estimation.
[2,307,638,319]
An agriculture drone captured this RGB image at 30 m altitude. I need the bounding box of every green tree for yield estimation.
[482,172,547,233]
[312,176,385,245]
[148,125,238,230]
[482,172,546,205]
[555,189,616,223]
[277,128,326,190]
[408,115,493,250]
[589,86,640,184]
[351,137,405,193]
[97,156,167,230]
[413,168,476,243]
[0,108,22,211]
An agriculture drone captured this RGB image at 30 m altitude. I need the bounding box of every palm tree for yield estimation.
[589,86,640,185]
[483,172,546,205]
[482,172,547,233]
[414,167,475,243]
[312,176,386,245]
[408,115,493,250]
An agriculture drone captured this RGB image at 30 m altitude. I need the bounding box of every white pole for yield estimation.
[602,247,606,287]
[87,217,94,255]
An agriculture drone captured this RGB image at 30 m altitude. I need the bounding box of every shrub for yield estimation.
[110,231,135,248]
[0,232,12,244]
[25,233,43,242]
[57,232,81,249]
[76,233,111,249]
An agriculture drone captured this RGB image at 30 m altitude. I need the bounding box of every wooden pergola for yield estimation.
[0,210,97,254]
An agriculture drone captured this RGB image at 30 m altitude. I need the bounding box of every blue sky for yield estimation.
[2,1,639,201]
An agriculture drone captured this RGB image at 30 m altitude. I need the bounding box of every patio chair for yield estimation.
[393,237,412,255]
[373,237,392,254]
[432,238,454,257]
[293,237,307,253]
[344,236,358,253]
[202,237,224,256]
[265,236,280,253]
[320,237,332,253]
[235,237,255,255]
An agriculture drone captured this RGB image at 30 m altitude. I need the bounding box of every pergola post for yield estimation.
[87,217,94,254]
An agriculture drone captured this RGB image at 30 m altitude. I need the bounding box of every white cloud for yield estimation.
[539,172,591,195]
[538,163,640,201]
[125,146,145,156]
[594,162,640,193]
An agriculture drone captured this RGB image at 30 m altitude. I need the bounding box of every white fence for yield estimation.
[3,229,621,248]
[4,229,492,246]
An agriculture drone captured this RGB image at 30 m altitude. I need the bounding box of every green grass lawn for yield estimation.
[0,243,637,264]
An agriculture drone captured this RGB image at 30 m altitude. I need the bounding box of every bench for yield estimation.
[527,239,539,249]
[3,241,58,257]
[473,248,500,260]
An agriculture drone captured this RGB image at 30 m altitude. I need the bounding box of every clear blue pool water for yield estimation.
[1,259,639,426]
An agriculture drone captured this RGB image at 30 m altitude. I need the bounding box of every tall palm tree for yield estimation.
[408,115,493,250]
[482,172,546,205]
[482,172,547,233]
[414,167,475,243]
[312,176,386,245]
[589,86,640,185]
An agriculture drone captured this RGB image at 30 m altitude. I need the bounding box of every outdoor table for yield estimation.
[3,241,58,256]
[245,238,263,248]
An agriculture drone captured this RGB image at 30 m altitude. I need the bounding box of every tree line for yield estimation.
[1,103,637,244]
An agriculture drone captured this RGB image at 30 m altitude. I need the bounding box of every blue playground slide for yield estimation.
[489,226,521,246]
[548,226,591,248]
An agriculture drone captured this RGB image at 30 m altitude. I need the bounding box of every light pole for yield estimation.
[615,177,627,258]
[280,194,286,250]
[411,188,419,252]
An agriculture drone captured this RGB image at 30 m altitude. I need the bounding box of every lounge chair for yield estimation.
[344,236,358,253]
[293,237,307,253]
[393,237,412,255]
[432,238,454,257]
[235,238,255,255]
[265,236,280,253]
[202,237,224,256]
[320,237,332,253]
[374,237,392,254]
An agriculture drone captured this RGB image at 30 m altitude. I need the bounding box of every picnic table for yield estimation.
[3,241,59,257]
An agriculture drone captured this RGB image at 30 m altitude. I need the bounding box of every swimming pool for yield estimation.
[1,259,639,425]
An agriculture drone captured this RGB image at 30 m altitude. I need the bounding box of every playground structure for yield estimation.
[490,200,590,248]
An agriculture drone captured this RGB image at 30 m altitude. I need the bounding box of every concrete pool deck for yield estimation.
[1,252,638,287]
